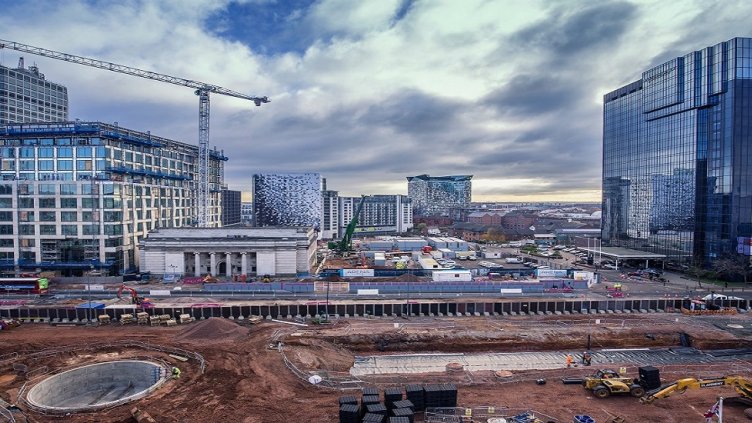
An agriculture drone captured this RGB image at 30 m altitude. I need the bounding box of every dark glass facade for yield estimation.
[603,37,752,265]
[221,189,241,226]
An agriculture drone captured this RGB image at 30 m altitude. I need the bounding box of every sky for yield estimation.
[1,0,751,202]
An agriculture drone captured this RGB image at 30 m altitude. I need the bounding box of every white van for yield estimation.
[702,294,743,301]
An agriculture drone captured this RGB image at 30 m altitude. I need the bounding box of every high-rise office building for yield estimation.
[252,173,322,228]
[321,178,339,239]
[407,174,472,217]
[338,195,413,237]
[221,189,241,226]
[0,121,226,274]
[602,37,752,265]
[0,59,68,125]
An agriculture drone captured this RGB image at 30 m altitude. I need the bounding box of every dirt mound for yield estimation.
[175,317,249,342]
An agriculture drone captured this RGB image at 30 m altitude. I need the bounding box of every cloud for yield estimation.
[3,0,752,202]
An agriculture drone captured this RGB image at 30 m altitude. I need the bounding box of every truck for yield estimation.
[505,257,522,264]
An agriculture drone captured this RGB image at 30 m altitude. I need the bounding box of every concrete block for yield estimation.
[228,316,235,320]
[237,315,245,320]
[598,310,606,314]
[344,314,350,318]
[266,315,273,320]
[606,310,614,314]
[474,312,480,317]
[483,312,489,317]
[554,311,562,315]
[502,312,508,316]
[639,309,647,313]
[510,311,517,316]
[563,310,570,315]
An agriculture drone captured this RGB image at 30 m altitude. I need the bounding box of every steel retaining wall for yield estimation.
[1,298,747,321]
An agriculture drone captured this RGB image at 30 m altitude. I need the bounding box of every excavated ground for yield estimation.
[1,313,751,422]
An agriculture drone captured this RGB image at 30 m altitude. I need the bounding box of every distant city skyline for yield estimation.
[2,1,751,202]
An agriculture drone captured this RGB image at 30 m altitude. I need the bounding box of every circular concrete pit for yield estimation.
[26,360,168,413]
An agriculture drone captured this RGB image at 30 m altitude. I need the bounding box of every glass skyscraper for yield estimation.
[407,174,472,217]
[602,37,752,265]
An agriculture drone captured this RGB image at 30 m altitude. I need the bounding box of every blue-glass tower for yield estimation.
[602,37,752,265]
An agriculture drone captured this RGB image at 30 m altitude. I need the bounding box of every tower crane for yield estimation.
[0,38,269,227]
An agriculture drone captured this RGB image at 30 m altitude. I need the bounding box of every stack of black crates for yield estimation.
[339,395,359,423]
[404,385,425,412]
[423,383,458,409]
[638,366,662,391]
[339,383,457,423]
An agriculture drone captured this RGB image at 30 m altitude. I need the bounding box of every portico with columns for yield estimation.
[140,227,317,278]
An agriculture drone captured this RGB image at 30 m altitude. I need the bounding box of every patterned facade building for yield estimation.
[0,60,68,125]
[251,173,322,229]
[602,37,752,264]
[407,174,472,217]
[0,121,226,274]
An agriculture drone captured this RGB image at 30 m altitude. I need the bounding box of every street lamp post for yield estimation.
[87,264,94,324]
[325,279,330,321]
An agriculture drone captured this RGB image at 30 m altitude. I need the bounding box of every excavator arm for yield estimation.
[117,284,141,304]
[642,376,752,404]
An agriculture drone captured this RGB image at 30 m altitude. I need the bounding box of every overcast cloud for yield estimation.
[1,0,750,201]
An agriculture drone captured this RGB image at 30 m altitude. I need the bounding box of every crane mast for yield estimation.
[0,38,269,227]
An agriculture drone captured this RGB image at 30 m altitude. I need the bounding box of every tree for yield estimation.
[415,223,427,235]
[712,253,752,283]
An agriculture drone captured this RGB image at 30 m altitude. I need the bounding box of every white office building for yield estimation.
[0,121,227,275]
[0,59,68,125]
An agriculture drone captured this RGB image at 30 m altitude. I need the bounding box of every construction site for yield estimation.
[2,309,752,422]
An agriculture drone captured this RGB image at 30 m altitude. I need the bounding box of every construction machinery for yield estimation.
[582,369,646,399]
[0,318,20,331]
[117,284,152,307]
[681,297,738,315]
[641,376,752,410]
[0,39,269,228]
[328,195,367,256]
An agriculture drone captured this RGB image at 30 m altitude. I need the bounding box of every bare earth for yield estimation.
[2,313,752,422]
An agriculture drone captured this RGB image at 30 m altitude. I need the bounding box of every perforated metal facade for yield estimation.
[251,173,322,228]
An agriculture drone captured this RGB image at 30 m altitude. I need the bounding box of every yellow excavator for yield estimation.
[641,376,752,417]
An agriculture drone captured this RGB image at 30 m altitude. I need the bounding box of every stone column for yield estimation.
[241,252,248,276]
[210,252,216,276]
[225,252,232,277]
[194,252,201,277]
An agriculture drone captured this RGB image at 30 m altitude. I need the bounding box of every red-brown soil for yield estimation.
[1,313,751,422]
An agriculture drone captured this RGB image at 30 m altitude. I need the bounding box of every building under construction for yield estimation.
[0,121,229,275]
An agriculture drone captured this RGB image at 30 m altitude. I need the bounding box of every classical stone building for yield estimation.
[139,227,317,277]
